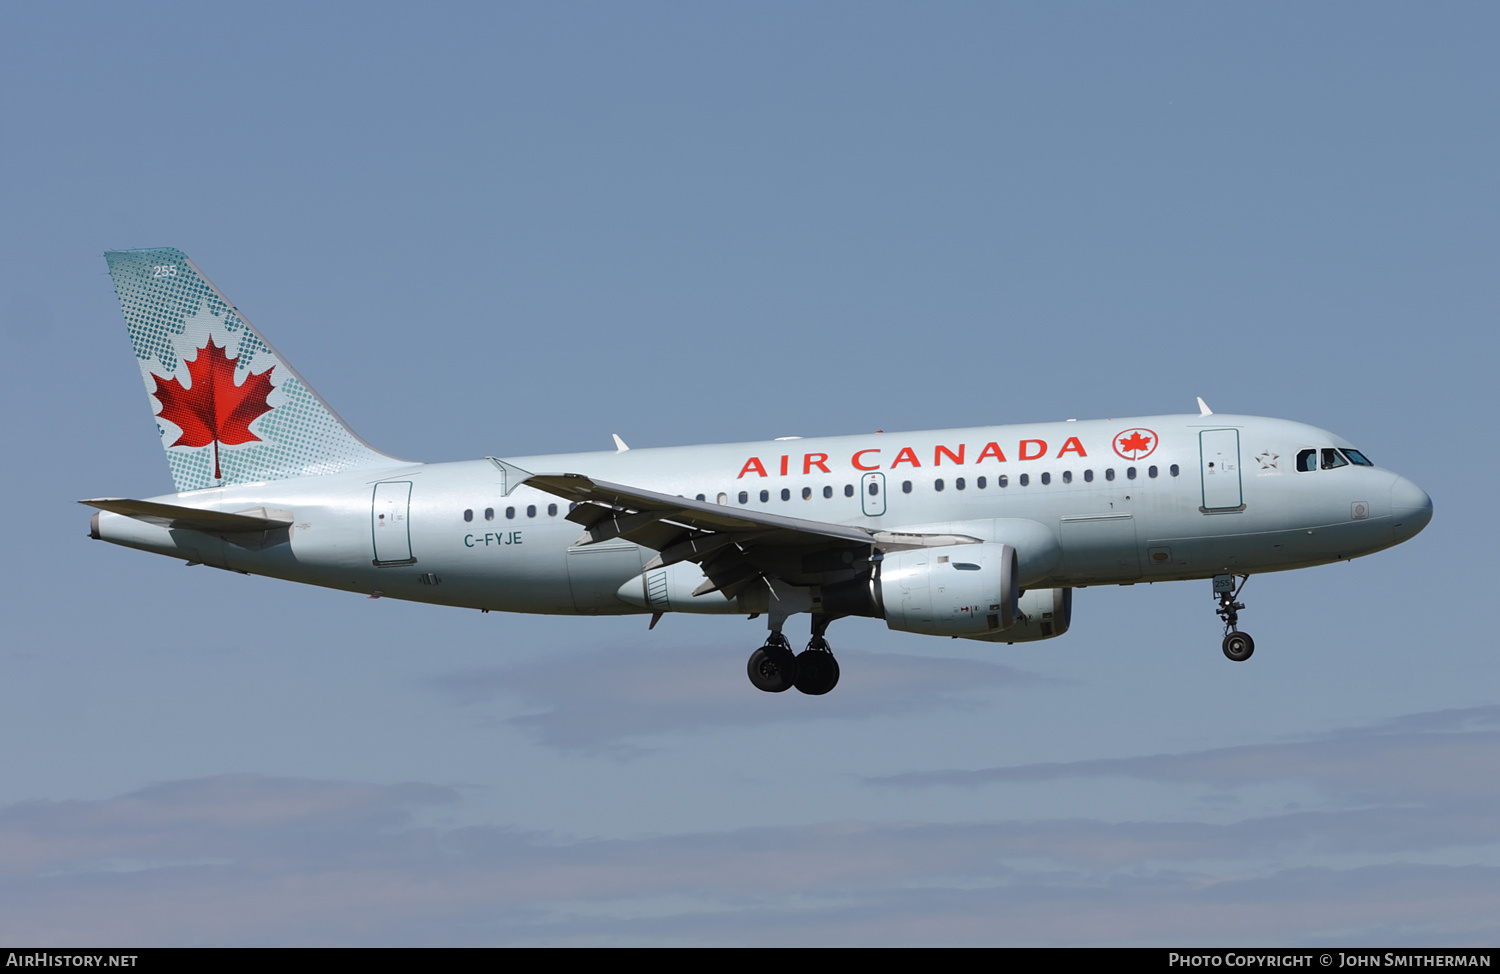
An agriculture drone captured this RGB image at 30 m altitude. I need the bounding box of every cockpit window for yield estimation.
[1297,449,1318,472]
[1343,449,1373,467]
[1321,448,1348,470]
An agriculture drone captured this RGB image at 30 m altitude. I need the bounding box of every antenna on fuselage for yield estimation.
[612,434,630,452]
[1196,397,1214,416]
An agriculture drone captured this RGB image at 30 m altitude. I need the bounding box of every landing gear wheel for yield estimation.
[794,648,840,695]
[747,643,799,692]
[1222,631,1255,662]
[1212,575,1255,662]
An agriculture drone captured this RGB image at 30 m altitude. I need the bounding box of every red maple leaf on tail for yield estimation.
[151,336,275,480]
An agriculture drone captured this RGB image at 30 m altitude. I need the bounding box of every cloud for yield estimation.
[0,776,457,882]
[429,645,1049,751]
[2,758,1499,945]
[872,705,1500,805]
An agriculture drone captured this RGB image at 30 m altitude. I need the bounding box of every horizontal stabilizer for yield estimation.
[79,498,292,534]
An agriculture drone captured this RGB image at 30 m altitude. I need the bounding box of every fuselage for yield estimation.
[92,412,1433,619]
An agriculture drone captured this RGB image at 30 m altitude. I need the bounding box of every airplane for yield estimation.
[85,248,1434,695]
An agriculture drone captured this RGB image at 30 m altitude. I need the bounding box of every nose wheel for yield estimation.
[1214,574,1254,662]
[1222,630,1255,661]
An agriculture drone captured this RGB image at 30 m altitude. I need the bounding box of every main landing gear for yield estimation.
[746,617,841,695]
[1214,574,1254,662]
[794,635,840,696]
[747,633,798,692]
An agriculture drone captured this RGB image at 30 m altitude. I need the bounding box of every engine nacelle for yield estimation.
[878,542,1018,637]
[964,586,1072,643]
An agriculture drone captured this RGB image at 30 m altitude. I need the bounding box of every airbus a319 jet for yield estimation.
[85,249,1433,695]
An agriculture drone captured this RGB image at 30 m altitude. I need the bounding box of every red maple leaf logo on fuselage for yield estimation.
[1112,428,1158,460]
[151,336,275,481]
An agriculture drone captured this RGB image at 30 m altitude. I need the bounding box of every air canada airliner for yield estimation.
[85,249,1433,695]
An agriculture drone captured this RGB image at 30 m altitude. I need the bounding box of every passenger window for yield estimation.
[1322,448,1348,470]
[844,484,854,497]
[1148,466,1158,478]
[1170,464,1180,477]
[1344,449,1374,467]
[869,482,879,496]
[934,479,944,492]
[484,508,494,521]
[998,475,1008,488]
[569,502,578,511]
[977,476,987,489]
[1040,472,1051,485]
[1297,449,1318,472]
[1062,471,1072,484]
[526,505,537,518]
[463,509,473,522]
[956,477,966,490]
[1084,469,1094,483]
[1019,474,1030,486]
[759,490,769,502]
[781,488,791,501]
[739,491,749,504]
[802,487,812,500]
[823,485,833,499]
[717,492,728,505]
[505,506,515,519]
[902,481,912,494]
[547,503,558,516]
[1127,467,1137,480]
[1105,469,1115,481]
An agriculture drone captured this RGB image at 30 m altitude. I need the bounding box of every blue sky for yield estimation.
[1,2,1496,945]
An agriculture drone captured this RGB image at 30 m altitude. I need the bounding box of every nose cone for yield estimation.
[1389,476,1433,544]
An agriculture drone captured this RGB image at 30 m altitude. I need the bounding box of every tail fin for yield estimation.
[105,248,402,492]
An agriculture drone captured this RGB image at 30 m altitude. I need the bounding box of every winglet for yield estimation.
[1196,397,1213,416]
[612,434,630,453]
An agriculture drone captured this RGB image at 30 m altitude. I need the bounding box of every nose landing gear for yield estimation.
[1214,574,1254,661]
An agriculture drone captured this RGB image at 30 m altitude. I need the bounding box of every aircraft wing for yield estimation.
[521,472,979,598]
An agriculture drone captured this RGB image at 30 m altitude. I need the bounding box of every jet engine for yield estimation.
[876,542,1019,637]
[966,586,1072,643]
